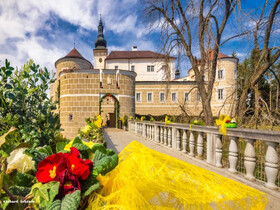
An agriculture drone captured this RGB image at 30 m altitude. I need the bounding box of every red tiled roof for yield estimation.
[55,48,93,68]
[106,51,176,60]
[196,51,233,65]
[65,48,85,59]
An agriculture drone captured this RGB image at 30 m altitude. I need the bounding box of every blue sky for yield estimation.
[0,0,278,77]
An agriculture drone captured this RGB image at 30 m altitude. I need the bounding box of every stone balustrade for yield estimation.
[128,120,280,190]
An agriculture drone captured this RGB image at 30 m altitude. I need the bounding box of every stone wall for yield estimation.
[57,69,136,139]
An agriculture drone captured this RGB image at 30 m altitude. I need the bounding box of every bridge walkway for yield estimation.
[103,127,279,210]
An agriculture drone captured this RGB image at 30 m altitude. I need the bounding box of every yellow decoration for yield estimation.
[81,125,91,134]
[87,141,267,210]
[216,115,231,135]
[140,116,145,122]
[164,116,172,125]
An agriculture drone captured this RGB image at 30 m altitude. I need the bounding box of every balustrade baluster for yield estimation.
[168,127,172,148]
[160,127,164,144]
[244,139,256,181]
[228,136,238,173]
[265,141,279,189]
[176,129,181,151]
[215,134,222,168]
[197,132,204,159]
[164,127,168,146]
[156,125,160,143]
[182,130,187,153]
[189,131,195,156]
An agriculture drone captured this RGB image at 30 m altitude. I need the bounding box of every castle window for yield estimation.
[217,88,225,100]
[115,66,118,70]
[147,92,153,102]
[69,114,73,121]
[217,69,224,80]
[147,65,154,72]
[136,92,141,102]
[171,92,177,102]
[196,91,201,101]
[160,92,165,102]
[131,65,135,71]
[184,92,189,102]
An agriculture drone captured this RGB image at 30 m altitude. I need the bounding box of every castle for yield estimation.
[50,18,238,139]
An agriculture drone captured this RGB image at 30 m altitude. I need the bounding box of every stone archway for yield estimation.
[99,93,120,128]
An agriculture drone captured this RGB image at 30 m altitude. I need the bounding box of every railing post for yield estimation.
[244,139,256,181]
[176,129,181,151]
[197,132,203,159]
[265,141,279,189]
[143,123,146,138]
[182,130,187,153]
[189,131,195,156]
[228,136,238,173]
[160,127,164,144]
[164,127,168,146]
[168,127,172,148]
[215,134,222,168]
[206,133,215,165]
[155,125,160,143]
[172,127,177,149]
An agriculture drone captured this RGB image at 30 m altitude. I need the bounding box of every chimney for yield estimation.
[132,46,137,51]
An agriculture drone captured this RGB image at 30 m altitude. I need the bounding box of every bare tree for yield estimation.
[143,0,239,125]
[236,0,280,122]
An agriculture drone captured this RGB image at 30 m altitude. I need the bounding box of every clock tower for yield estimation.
[93,16,108,69]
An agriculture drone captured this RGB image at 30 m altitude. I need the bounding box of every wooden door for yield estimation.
[109,113,116,127]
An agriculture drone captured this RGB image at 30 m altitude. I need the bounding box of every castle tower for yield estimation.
[94,16,108,69]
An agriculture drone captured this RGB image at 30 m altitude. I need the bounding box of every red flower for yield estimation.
[226,120,231,123]
[66,147,92,180]
[36,147,93,197]
[36,153,66,183]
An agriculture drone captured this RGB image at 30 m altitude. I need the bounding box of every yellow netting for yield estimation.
[87,141,267,210]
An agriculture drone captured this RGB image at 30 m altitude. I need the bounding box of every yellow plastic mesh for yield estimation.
[87,141,267,210]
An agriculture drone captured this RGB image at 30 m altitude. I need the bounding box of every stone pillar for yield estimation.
[197,132,204,159]
[172,127,177,149]
[164,127,168,146]
[168,127,172,148]
[176,129,181,151]
[244,139,256,181]
[228,136,238,173]
[206,133,215,165]
[215,134,223,168]
[143,123,146,138]
[189,131,195,156]
[182,130,187,153]
[155,125,160,143]
[265,141,279,189]
[160,127,164,144]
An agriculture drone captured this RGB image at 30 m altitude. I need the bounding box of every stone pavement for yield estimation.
[103,127,280,210]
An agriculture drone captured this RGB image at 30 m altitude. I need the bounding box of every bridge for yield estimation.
[103,121,280,209]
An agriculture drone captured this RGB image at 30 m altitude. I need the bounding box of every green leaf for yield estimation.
[72,143,89,151]
[6,70,12,76]
[56,142,66,153]
[72,136,82,145]
[9,185,31,197]
[8,93,15,99]
[81,173,100,197]
[16,172,36,187]
[93,152,118,176]
[91,144,106,154]
[47,200,61,210]
[4,83,12,89]
[61,190,81,210]
[93,150,107,162]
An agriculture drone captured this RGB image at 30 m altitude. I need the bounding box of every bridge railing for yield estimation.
[128,120,280,191]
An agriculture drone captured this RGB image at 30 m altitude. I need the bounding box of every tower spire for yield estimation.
[95,15,107,49]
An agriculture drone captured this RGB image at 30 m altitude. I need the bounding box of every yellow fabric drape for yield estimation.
[216,115,231,135]
[87,141,267,210]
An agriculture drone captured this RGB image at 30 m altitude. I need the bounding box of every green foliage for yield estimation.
[24,148,48,167]
[79,117,104,143]
[92,150,118,176]
[60,190,81,210]
[9,185,31,197]
[81,173,100,197]
[56,141,66,153]
[0,59,61,148]
[15,172,36,187]
[29,181,60,209]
